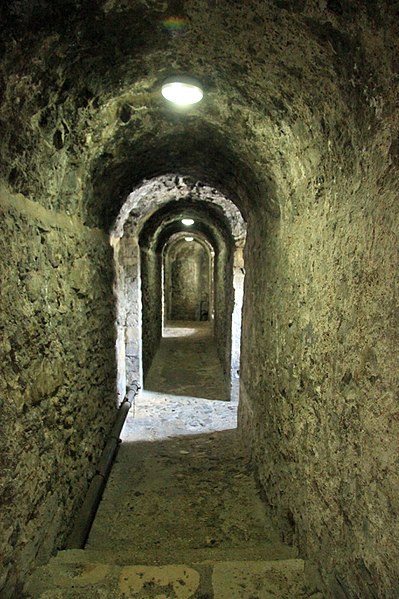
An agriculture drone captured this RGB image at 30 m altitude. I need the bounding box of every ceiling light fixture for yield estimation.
[161,76,203,106]
[181,218,194,226]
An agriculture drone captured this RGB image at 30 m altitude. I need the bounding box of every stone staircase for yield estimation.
[24,550,318,598]
[24,431,323,598]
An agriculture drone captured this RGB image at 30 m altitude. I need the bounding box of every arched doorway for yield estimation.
[110,175,247,404]
[163,234,214,324]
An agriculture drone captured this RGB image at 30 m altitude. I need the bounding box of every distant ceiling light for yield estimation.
[185,236,194,242]
[181,218,194,226]
[161,76,203,106]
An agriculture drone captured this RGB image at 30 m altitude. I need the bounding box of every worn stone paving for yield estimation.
[122,322,236,442]
[87,431,292,560]
[25,431,322,598]
[144,322,229,401]
[24,325,323,598]
[25,554,312,599]
[121,391,237,442]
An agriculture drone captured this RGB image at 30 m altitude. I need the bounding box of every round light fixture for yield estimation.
[185,236,194,242]
[181,218,194,226]
[161,76,203,106]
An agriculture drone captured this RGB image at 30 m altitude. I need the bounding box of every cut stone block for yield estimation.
[212,559,306,599]
[118,564,200,598]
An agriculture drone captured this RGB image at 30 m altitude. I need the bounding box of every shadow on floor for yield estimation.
[144,321,229,401]
[86,430,294,564]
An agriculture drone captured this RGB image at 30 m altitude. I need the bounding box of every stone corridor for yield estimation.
[24,327,322,598]
[122,322,236,442]
[145,322,229,401]
[25,432,322,598]
[1,1,398,597]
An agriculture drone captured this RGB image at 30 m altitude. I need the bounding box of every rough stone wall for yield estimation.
[0,186,117,598]
[166,240,210,321]
[240,142,399,595]
[0,1,398,596]
[230,244,245,404]
[214,245,234,383]
[112,234,141,396]
[140,247,162,381]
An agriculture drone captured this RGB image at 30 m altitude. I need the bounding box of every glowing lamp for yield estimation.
[161,77,203,106]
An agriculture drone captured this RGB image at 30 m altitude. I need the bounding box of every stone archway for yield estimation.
[110,174,246,402]
[163,233,214,324]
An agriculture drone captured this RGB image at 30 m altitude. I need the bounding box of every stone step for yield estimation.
[28,543,298,567]
[81,543,298,565]
[24,551,323,599]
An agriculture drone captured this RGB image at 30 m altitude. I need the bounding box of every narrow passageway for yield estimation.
[122,321,237,442]
[25,328,321,597]
[26,430,320,598]
[145,322,229,401]
[2,3,398,597]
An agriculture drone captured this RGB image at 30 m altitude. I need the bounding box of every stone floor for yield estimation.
[24,323,323,598]
[26,431,322,598]
[122,321,236,442]
[86,431,295,563]
[144,321,230,401]
[121,391,237,442]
